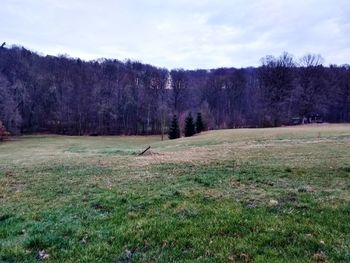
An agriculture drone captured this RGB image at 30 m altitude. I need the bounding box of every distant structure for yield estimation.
[1,42,6,48]
[291,113,323,125]
[307,113,323,123]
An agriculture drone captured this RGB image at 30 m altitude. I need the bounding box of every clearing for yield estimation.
[0,124,350,262]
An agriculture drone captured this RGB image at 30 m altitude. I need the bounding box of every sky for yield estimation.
[0,0,350,69]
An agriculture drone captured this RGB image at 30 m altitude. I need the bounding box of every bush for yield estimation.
[0,121,10,141]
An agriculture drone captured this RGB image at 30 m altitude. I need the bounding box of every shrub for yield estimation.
[0,121,10,141]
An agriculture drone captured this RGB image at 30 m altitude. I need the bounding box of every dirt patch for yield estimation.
[135,144,235,167]
[137,150,163,156]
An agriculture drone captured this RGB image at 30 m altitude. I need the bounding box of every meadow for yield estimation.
[0,124,349,262]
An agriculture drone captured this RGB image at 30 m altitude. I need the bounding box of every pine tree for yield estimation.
[184,112,196,137]
[195,112,204,133]
[168,115,180,139]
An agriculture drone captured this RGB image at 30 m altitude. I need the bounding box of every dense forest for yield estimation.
[0,45,349,135]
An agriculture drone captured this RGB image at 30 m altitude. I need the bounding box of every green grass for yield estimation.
[0,124,350,262]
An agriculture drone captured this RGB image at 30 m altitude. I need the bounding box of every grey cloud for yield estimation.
[0,0,349,69]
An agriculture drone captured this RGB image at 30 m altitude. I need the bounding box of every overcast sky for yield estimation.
[1,0,350,69]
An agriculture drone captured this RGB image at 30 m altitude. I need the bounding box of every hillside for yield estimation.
[1,46,350,136]
[1,124,349,262]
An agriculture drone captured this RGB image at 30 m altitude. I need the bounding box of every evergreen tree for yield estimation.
[168,115,180,139]
[195,112,204,133]
[184,112,196,137]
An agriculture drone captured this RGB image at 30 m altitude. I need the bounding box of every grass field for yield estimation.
[1,124,350,262]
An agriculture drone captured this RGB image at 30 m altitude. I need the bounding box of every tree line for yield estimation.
[0,45,349,136]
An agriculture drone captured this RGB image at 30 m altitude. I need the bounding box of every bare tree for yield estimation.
[0,46,349,135]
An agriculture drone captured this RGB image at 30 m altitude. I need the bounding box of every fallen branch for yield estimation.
[138,146,151,156]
